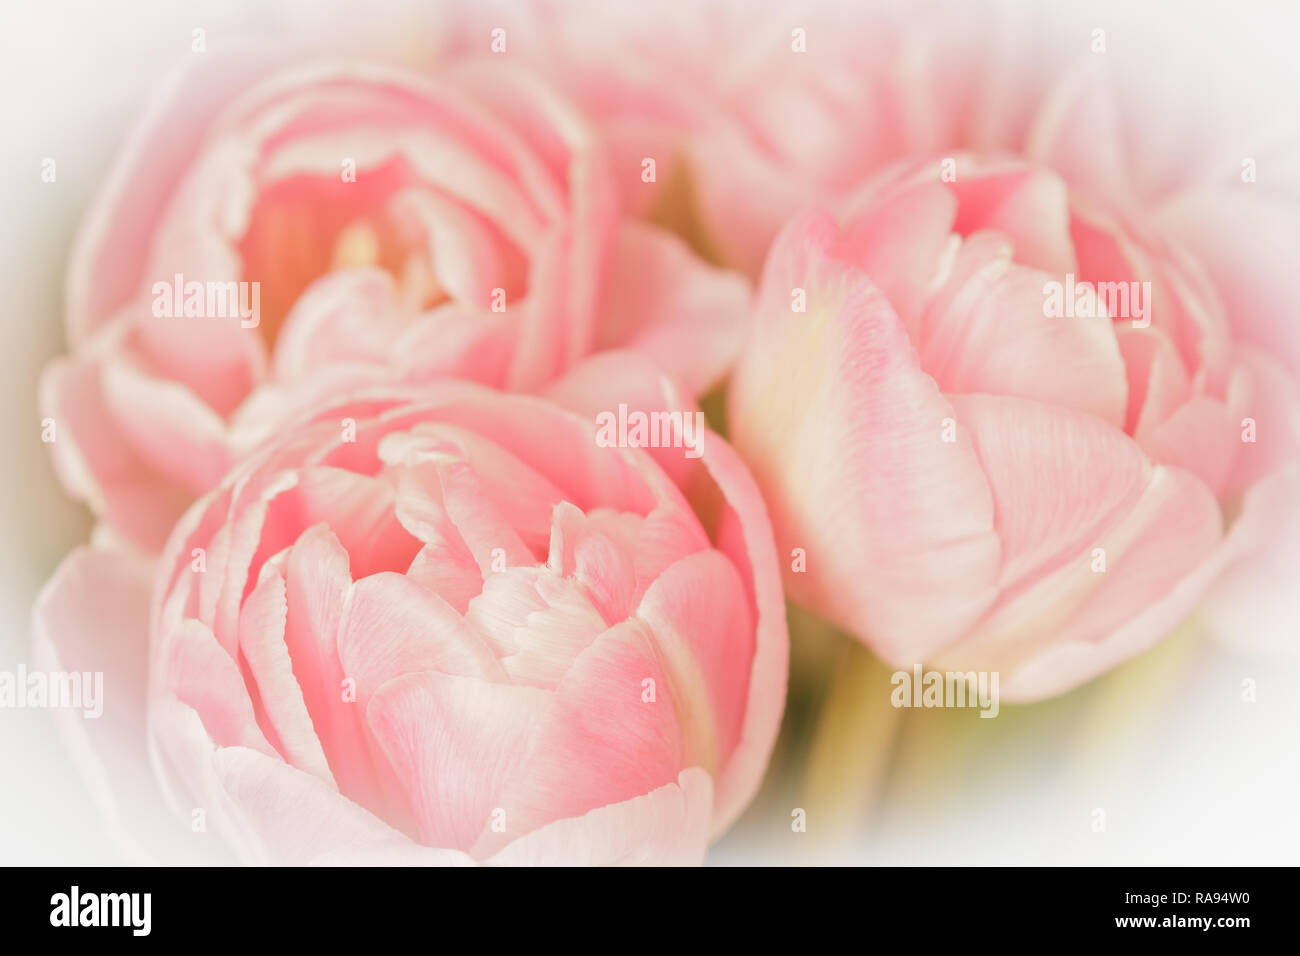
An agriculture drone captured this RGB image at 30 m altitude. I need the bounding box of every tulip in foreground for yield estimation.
[35,367,786,864]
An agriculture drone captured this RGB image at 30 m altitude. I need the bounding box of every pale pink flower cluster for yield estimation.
[34,0,1298,863]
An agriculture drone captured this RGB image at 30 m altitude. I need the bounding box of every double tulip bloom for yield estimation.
[44,56,747,553]
[145,374,784,864]
[729,157,1300,699]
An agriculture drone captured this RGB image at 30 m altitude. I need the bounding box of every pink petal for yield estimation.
[127,305,265,419]
[160,617,276,756]
[728,211,1001,662]
[547,501,639,625]
[364,385,664,518]
[237,570,335,786]
[271,268,405,382]
[542,349,709,490]
[689,118,822,276]
[1157,185,1300,377]
[919,233,1127,427]
[279,524,402,829]
[838,178,958,340]
[41,355,204,551]
[100,360,233,496]
[1115,324,1192,436]
[336,571,503,699]
[679,429,789,835]
[212,746,471,865]
[266,466,423,579]
[1221,347,1300,497]
[437,460,538,570]
[381,421,565,553]
[1201,467,1300,656]
[403,540,482,615]
[944,463,1223,700]
[390,303,516,388]
[1024,62,1134,210]
[947,394,1151,594]
[635,550,753,779]
[31,547,227,863]
[66,46,281,342]
[1138,396,1239,498]
[946,158,1077,275]
[389,188,521,308]
[366,670,546,851]
[592,221,751,394]
[486,768,712,866]
[477,619,684,856]
[466,568,607,685]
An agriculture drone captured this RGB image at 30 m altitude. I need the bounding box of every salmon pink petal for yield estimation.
[279,525,395,822]
[238,570,336,786]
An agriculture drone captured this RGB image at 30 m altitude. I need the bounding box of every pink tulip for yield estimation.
[437,0,986,276]
[728,156,1300,700]
[468,0,1300,386]
[34,358,786,864]
[42,53,749,553]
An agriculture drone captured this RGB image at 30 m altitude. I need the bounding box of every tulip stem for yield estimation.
[799,635,904,853]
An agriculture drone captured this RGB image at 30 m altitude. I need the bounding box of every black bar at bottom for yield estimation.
[2,865,1287,942]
